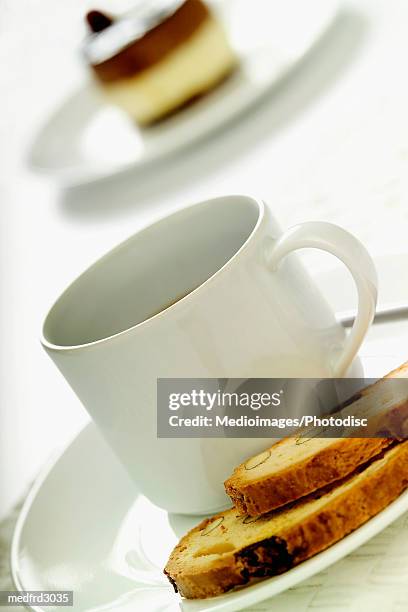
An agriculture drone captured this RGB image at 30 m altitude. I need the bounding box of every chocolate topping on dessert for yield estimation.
[83,0,210,81]
[86,10,114,33]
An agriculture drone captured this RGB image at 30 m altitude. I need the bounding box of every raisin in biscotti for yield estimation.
[164,442,408,599]
[225,362,408,516]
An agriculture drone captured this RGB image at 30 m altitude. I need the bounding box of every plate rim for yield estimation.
[10,423,94,612]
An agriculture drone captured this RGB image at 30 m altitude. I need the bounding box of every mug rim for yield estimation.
[41,194,265,352]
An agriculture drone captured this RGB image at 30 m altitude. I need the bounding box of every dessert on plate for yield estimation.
[164,362,408,599]
[165,442,408,599]
[83,0,237,125]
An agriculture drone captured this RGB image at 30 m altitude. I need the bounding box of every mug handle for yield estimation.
[266,222,378,377]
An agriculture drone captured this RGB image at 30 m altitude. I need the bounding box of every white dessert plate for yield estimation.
[11,312,408,612]
[28,0,340,186]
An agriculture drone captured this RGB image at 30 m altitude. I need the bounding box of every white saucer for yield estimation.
[28,0,340,186]
[11,312,408,612]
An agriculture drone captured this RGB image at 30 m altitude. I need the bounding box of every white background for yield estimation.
[2,0,408,521]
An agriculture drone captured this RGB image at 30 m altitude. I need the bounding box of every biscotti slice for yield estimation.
[225,362,408,516]
[165,441,408,599]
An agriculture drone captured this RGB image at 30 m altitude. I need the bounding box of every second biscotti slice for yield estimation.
[225,362,408,516]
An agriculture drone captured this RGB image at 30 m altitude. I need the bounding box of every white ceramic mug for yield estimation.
[42,195,377,514]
